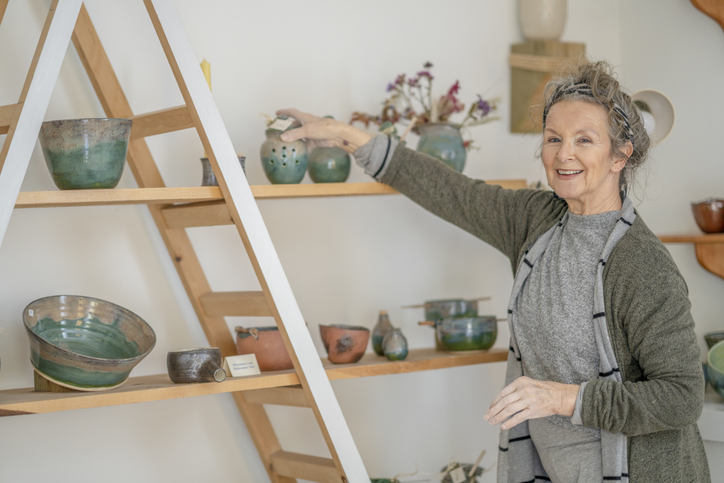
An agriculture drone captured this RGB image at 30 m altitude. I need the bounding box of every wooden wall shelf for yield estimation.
[659,233,724,279]
[0,348,507,417]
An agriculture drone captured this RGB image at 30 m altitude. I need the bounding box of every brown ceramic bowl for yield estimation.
[692,198,724,233]
[319,324,370,364]
[234,326,293,372]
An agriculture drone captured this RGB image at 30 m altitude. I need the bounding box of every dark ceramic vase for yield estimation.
[167,348,226,383]
[260,130,307,184]
[201,156,246,186]
[307,147,351,183]
[372,311,393,356]
[382,328,408,361]
[416,122,466,172]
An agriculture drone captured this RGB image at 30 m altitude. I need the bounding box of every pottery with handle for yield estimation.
[235,326,293,371]
[167,347,226,383]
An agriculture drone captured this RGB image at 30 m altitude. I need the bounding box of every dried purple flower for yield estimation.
[408,76,419,87]
[424,61,433,69]
[416,70,433,80]
[394,74,406,86]
[386,82,396,92]
[476,95,491,116]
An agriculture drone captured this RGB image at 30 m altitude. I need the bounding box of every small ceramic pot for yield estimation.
[167,348,226,383]
[707,340,724,399]
[319,324,370,364]
[420,299,479,350]
[200,156,246,186]
[372,311,393,356]
[307,147,351,183]
[416,123,466,172]
[518,0,567,41]
[382,328,408,361]
[705,331,724,350]
[436,316,497,352]
[38,118,132,190]
[260,129,307,184]
[692,198,724,233]
[235,326,293,371]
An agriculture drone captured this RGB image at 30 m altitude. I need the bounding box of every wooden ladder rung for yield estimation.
[270,451,342,483]
[161,200,231,228]
[129,105,194,140]
[242,386,309,407]
[0,102,19,135]
[199,291,271,317]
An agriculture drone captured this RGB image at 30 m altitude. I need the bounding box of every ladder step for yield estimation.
[270,451,341,483]
[199,291,271,317]
[162,200,231,228]
[242,386,309,407]
[128,105,194,140]
[0,102,19,135]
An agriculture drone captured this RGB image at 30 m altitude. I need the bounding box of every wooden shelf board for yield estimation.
[0,348,506,417]
[13,179,527,209]
[658,233,724,244]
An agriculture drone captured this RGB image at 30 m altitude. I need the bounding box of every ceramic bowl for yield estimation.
[319,324,370,364]
[167,347,226,383]
[23,295,156,391]
[38,118,132,190]
[307,147,351,183]
[692,198,724,233]
[235,326,293,371]
[423,298,479,322]
[707,339,724,399]
[436,316,497,352]
[705,331,724,350]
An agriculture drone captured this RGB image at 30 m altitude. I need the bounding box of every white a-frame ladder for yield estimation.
[0,1,369,482]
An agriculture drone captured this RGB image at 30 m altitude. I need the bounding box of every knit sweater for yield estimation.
[377,145,710,482]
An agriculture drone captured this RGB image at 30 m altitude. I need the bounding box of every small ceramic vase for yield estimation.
[260,130,307,184]
[372,310,393,356]
[382,328,408,361]
[416,123,466,172]
[518,0,567,41]
[167,347,226,383]
[307,147,351,183]
[200,156,246,186]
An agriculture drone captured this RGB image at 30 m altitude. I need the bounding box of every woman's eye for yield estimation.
[579,138,591,143]
[547,137,560,143]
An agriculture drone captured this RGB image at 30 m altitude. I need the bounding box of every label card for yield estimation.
[223,354,261,378]
[267,117,294,132]
[450,466,467,483]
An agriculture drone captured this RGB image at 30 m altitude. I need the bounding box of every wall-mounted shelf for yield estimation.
[659,234,724,279]
[0,348,507,417]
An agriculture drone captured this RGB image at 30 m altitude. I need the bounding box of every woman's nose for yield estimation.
[556,139,576,162]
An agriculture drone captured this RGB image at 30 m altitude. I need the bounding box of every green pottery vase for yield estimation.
[372,310,393,356]
[260,129,307,184]
[382,328,408,361]
[416,122,466,172]
[308,146,351,183]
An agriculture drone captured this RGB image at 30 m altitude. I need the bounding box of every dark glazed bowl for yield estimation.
[235,326,293,372]
[705,331,724,350]
[23,295,156,391]
[38,118,132,190]
[692,198,724,233]
[319,324,370,364]
[167,347,226,383]
[436,316,497,352]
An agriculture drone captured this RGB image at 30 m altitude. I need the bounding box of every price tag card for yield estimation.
[223,354,261,378]
[267,117,294,132]
[450,466,467,483]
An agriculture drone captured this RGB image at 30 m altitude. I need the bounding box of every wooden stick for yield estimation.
[399,116,418,143]
[468,449,486,478]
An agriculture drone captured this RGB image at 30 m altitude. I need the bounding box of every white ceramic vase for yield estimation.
[519,0,567,41]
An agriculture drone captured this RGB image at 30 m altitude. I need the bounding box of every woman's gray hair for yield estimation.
[541,59,650,195]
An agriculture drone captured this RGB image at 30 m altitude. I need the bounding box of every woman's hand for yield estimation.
[276,108,372,154]
[484,376,580,430]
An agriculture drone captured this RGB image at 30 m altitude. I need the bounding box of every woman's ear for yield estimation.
[612,141,633,173]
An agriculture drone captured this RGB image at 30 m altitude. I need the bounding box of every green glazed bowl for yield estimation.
[708,339,724,399]
[38,118,132,190]
[436,316,497,352]
[23,295,156,391]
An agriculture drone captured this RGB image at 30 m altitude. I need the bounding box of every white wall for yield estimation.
[3,0,718,482]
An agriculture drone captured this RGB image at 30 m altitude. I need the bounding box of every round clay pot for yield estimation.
[416,123,466,172]
[260,129,307,184]
[167,347,226,383]
[692,198,724,233]
[319,324,370,364]
[307,147,351,183]
[235,326,293,371]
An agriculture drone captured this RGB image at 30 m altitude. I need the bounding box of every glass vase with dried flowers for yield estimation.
[350,62,499,172]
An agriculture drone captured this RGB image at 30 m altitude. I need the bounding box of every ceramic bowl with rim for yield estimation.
[692,198,724,233]
[707,339,724,399]
[167,347,226,383]
[23,295,156,391]
[235,326,293,371]
[436,316,497,352]
[38,118,132,190]
[319,324,370,364]
[705,331,724,350]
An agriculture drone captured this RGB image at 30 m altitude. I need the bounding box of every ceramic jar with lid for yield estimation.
[307,146,351,183]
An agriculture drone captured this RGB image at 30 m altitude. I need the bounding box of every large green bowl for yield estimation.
[23,295,156,391]
[436,316,497,352]
[707,339,724,399]
[38,118,132,190]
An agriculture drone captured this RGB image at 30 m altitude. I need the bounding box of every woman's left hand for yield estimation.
[484,376,580,430]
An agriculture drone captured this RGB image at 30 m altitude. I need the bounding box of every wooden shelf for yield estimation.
[658,233,724,244]
[0,348,506,417]
[13,179,527,209]
[659,233,724,279]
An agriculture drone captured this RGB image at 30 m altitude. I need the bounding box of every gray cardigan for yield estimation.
[379,145,710,482]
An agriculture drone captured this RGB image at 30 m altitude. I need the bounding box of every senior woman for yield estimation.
[278,60,709,482]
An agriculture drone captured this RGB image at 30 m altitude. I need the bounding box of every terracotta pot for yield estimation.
[692,198,724,233]
[319,324,370,364]
[234,326,293,372]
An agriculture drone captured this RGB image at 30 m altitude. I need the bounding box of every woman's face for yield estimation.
[542,100,628,215]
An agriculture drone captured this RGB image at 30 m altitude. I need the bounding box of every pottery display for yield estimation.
[235,326,293,371]
[167,347,226,383]
[436,316,497,352]
[22,295,156,391]
[260,129,307,184]
[372,310,393,356]
[416,122,466,172]
[518,0,567,41]
[200,156,246,186]
[382,328,408,361]
[319,324,370,364]
[307,147,351,183]
[419,298,479,350]
[692,198,724,233]
[707,340,724,399]
[38,118,132,190]
[705,331,724,350]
